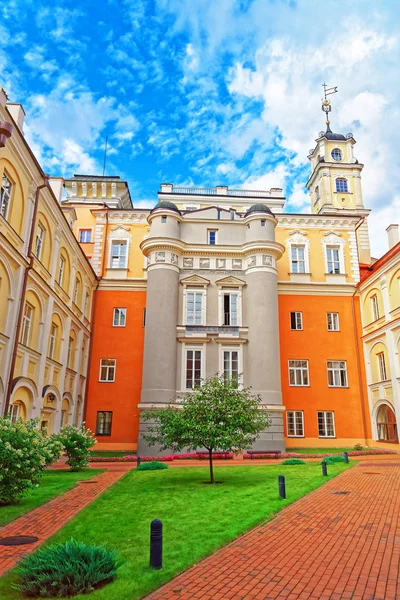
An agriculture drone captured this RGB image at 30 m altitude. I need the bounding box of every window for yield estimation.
[161,216,167,223]
[84,292,89,316]
[289,360,309,386]
[326,246,341,274]
[327,312,340,331]
[185,349,202,389]
[223,293,239,326]
[315,185,320,201]
[67,336,73,369]
[223,350,239,388]
[377,352,387,381]
[186,292,204,325]
[96,411,113,436]
[113,308,127,327]
[287,411,304,437]
[60,410,67,428]
[336,178,348,193]
[110,241,128,268]
[371,294,380,320]
[99,358,116,382]
[208,230,217,245]
[331,148,342,162]
[58,256,65,285]
[73,278,80,304]
[0,173,12,219]
[291,245,306,273]
[327,361,348,387]
[318,411,335,438]
[10,404,19,423]
[48,323,57,359]
[261,220,266,227]
[290,312,303,330]
[21,303,33,346]
[142,307,146,327]
[34,223,45,260]
[79,229,92,243]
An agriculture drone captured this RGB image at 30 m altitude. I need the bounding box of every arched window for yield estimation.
[336,178,348,193]
[377,405,398,443]
[331,148,342,162]
[0,172,13,220]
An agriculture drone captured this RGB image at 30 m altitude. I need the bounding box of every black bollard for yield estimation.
[343,452,349,464]
[278,474,286,499]
[137,456,141,468]
[150,519,163,569]
[321,460,328,476]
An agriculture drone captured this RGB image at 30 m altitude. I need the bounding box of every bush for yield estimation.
[0,417,62,505]
[137,461,168,471]
[282,458,306,465]
[56,424,97,471]
[353,443,364,451]
[324,455,346,464]
[15,539,119,597]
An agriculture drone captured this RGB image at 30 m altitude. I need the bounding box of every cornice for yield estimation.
[98,278,147,291]
[277,281,358,296]
[306,161,363,187]
[277,214,362,228]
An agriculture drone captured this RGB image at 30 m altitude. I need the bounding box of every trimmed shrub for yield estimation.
[353,443,364,451]
[325,455,346,464]
[15,539,119,598]
[0,417,62,505]
[137,461,168,471]
[282,458,306,465]
[56,424,97,471]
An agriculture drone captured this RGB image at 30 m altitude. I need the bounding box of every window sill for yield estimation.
[98,380,115,383]
[96,433,112,436]
[328,386,349,389]
[289,384,310,388]
[318,436,336,439]
[286,435,305,438]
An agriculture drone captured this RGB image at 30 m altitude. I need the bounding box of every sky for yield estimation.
[1,0,399,256]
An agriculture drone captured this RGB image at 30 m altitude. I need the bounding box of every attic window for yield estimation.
[161,216,167,223]
[261,220,266,227]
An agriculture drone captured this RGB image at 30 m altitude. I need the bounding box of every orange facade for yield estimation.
[279,295,371,447]
[85,290,146,450]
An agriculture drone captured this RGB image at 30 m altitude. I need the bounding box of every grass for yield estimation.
[0,469,104,527]
[90,450,136,457]
[0,462,351,600]
[287,447,355,454]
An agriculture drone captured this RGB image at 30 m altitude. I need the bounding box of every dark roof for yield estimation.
[245,203,274,217]
[324,131,347,141]
[151,200,181,214]
[71,174,122,181]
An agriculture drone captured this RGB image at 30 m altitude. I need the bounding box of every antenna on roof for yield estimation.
[102,136,108,176]
[321,84,338,131]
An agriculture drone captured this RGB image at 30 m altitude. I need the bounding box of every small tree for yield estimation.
[0,417,62,505]
[143,375,270,483]
[56,424,97,471]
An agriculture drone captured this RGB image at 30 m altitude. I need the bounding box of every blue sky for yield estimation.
[1,0,399,255]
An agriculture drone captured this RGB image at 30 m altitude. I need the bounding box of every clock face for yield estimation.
[336,194,352,209]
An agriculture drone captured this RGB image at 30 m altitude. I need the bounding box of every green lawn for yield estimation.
[90,450,137,457]
[0,462,351,600]
[0,469,104,527]
[287,447,355,454]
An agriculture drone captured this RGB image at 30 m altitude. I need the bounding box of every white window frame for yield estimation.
[79,229,92,243]
[317,411,336,438]
[286,411,304,437]
[185,290,206,325]
[219,346,242,389]
[327,312,340,331]
[290,312,303,330]
[335,177,349,193]
[113,308,127,327]
[371,294,380,321]
[331,148,343,162]
[327,361,348,387]
[99,358,116,382]
[34,223,45,260]
[222,291,240,326]
[0,172,12,219]
[48,323,57,359]
[183,346,205,390]
[58,256,66,286]
[290,245,307,274]
[288,360,309,386]
[377,352,387,382]
[325,245,343,274]
[73,278,80,305]
[67,336,74,369]
[207,229,217,245]
[21,303,33,346]
[110,240,128,269]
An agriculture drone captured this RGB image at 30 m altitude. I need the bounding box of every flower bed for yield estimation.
[174,452,234,460]
[89,455,174,463]
[243,449,398,460]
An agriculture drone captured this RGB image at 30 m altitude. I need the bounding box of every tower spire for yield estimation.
[321,84,338,132]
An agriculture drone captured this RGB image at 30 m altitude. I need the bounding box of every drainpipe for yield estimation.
[4,176,50,415]
[82,205,108,423]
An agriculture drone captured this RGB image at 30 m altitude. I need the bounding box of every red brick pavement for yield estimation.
[0,465,132,576]
[147,457,400,600]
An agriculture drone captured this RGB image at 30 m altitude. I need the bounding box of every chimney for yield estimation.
[6,103,25,133]
[386,224,399,249]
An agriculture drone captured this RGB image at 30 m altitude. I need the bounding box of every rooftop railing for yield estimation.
[160,184,283,198]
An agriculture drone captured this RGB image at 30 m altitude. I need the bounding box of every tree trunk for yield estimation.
[208,448,215,484]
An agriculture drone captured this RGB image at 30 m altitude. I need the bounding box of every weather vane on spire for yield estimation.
[321,84,338,131]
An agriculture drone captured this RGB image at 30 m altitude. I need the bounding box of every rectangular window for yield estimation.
[261,220,266,227]
[58,256,65,285]
[67,337,73,369]
[48,323,57,359]
[10,404,19,423]
[289,360,309,386]
[96,411,113,436]
[60,410,67,428]
[377,352,387,381]
[34,223,45,260]
[142,307,146,327]
[79,229,92,243]
[21,303,33,346]
[110,241,128,268]
[99,358,116,382]
[208,230,217,245]
[327,361,348,387]
[318,411,335,438]
[371,295,380,321]
[185,349,202,389]
[290,312,303,330]
[223,350,239,388]
[113,307,127,327]
[326,246,341,274]
[73,279,79,304]
[84,292,89,316]
[327,312,340,331]
[186,292,204,325]
[161,216,167,223]
[0,173,12,219]
[223,293,239,326]
[291,245,306,273]
[286,411,304,437]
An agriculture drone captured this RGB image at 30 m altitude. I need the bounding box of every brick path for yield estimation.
[0,465,132,576]
[148,457,400,600]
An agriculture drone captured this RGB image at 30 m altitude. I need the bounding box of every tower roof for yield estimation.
[245,203,274,216]
[151,200,181,214]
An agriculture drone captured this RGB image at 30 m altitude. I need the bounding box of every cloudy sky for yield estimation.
[1,0,399,256]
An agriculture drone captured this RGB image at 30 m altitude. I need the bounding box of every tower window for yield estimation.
[315,186,320,201]
[336,178,348,193]
[208,230,217,245]
[161,216,167,223]
[331,148,342,162]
